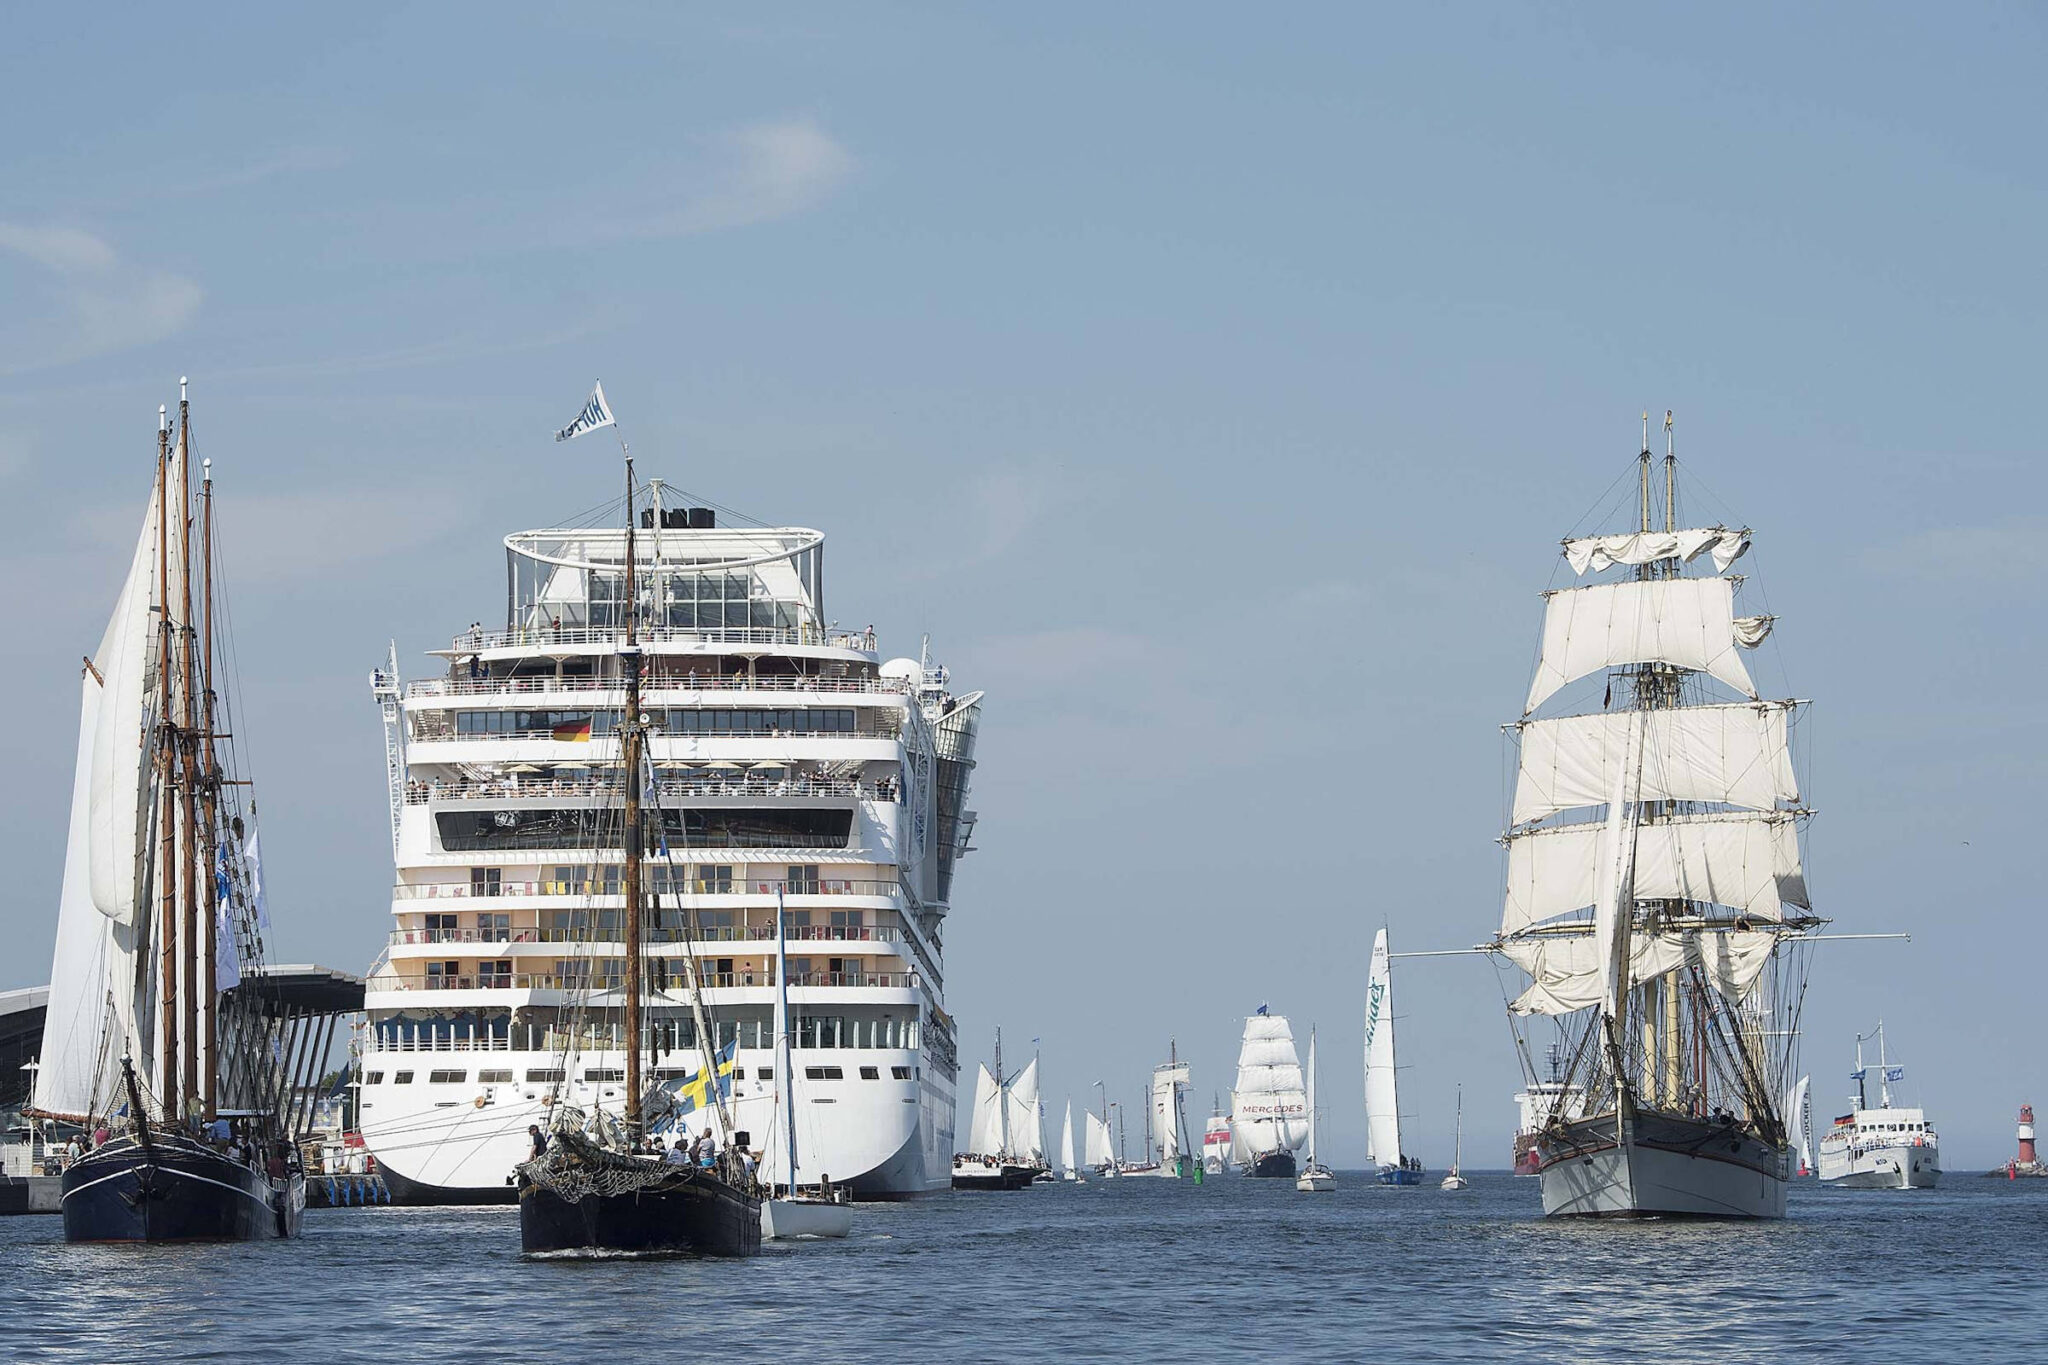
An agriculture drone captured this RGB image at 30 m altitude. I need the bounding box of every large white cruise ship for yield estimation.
[356,494,981,1202]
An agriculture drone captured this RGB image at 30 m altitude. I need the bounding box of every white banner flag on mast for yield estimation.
[555,382,616,442]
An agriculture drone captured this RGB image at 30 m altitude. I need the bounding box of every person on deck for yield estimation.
[528,1124,548,1161]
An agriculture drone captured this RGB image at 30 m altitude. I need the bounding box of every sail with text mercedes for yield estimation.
[359,476,982,1203]
[1489,417,1818,1219]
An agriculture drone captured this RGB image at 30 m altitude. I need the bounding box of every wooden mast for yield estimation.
[156,404,180,1125]
[177,383,202,1121]
[199,455,220,1121]
[621,452,645,1137]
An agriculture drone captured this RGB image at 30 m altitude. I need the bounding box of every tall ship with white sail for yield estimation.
[953,1031,1043,1189]
[1364,930,1423,1185]
[1817,1024,1939,1190]
[32,388,312,1241]
[358,466,982,1202]
[1230,1009,1306,1178]
[1489,416,1818,1219]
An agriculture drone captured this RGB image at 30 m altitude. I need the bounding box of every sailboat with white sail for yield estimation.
[1084,1103,1116,1177]
[1140,1042,1195,1178]
[1489,415,1816,1219]
[1295,1028,1334,1192]
[952,1029,1044,1190]
[1365,930,1423,1185]
[1232,1009,1307,1178]
[1788,1074,1813,1177]
[1440,1088,1469,1190]
[1060,1100,1082,1181]
[760,891,853,1239]
[33,386,311,1242]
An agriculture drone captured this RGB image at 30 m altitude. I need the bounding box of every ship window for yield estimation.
[859,1066,880,1081]
[392,1071,415,1084]
[696,866,733,894]
[364,1071,385,1085]
[525,1068,565,1084]
[892,1067,912,1081]
[756,1068,774,1081]
[804,1066,844,1081]
[428,1070,467,1084]
[478,1069,513,1084]
[470,867,502,897]
[584,1068,624,1083]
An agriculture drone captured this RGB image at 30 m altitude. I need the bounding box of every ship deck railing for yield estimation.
[408,724,900,746]
[448,624,878,654]
[373,969,921,994]
[387,922,903,947]
[402,775,896,804]
[410,673,905,699]
[391,878,903,901]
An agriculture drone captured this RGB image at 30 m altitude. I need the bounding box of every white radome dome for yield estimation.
[880,657,922,683]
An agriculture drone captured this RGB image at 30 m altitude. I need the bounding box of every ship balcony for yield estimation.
[389,877,903,904]
[407,673,905,702]
[364,968,921,1003]
[402,774,898,804]
[385,918,906,950]
[442,623,878,656]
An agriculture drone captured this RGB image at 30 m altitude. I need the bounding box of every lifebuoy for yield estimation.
[474,1095,488,1109]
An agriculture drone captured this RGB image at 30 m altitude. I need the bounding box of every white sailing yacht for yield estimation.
[1788,1074,1813,1176]
[1817,1023,1940,1190]
[1440,1088,1469,1191]
[1231,1010,1307,1177]
[1135,1043,1194,1177]
[1084,1105,1116,1177]
[761,892,853,1239]
[1489,416,1816,1219]
[1295,1028,1334,1192]
[1060,1100,1082,1181]
[1365,930,1422,1185]
[952,1030,1044,1190]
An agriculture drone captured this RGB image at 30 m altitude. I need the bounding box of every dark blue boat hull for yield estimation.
[518,1170,761,1257]
[61,1136,300,1243]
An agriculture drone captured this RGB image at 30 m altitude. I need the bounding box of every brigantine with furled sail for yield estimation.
[1490,415,1817,1219]
[514,391,762,1257]
[32,383,308,1242]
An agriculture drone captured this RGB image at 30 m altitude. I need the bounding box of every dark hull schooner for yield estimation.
[61,1135,301,1243]
[518,1136,760,1257]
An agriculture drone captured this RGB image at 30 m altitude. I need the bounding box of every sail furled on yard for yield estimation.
[1231,1014,1308,1156]
[1503,928,1778,1016]
[1524,577,1761,714]
[1512,703,1798,825]
[1563,527,1749,576]
[1502,812,1808,936]
[1362,930,1402,1166]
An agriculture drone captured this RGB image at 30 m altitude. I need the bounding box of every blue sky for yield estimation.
[2,3,2043,1166]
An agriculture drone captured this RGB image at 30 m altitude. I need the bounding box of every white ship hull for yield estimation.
[1202,1138,1230,1175]
[1818,1140,1940,1190]
[1536,1109,1788,1219]
[360,1043,954,1202]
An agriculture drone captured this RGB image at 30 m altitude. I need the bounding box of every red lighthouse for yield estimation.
[2019,1105,2038,1170]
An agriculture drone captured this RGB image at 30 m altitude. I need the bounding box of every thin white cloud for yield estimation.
[614,117,855,240]
[0,223,201,376]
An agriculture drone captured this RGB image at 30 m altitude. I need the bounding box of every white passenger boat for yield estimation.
[1488,415,1819,1219]
[357,472,983,1202]
[1817,1023,1940,1190]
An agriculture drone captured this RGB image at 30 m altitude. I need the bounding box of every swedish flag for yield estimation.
[652,1041,737,1132]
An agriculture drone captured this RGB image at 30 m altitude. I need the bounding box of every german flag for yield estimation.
[551,718,593,742]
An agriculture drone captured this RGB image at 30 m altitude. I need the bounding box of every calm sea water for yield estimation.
[2,1172,2041,1363]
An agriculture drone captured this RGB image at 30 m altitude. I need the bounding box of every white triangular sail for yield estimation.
[1363,932,1401,1166]
[967,1063,1003,1155]
[1787,1074,1812,1171]
[1084,1111,1114,1167]
[1502,811,1808,937]
[1231,1014,1308,1157]
[1059,1100,1076,1175]
[1304,1029,1320,1167]
[1525,577,1759,715]
[1151,1060,1190,1164]
[1004,1059,1043,1163]
[1563,526,1749,576]
[1512,702,1798,826]
[34,478,163,1121]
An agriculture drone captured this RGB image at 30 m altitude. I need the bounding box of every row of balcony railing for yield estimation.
[409,724,895,745]
[452,624,876,653]
[392,878,901,900]
[381,970,919,992]
[402,775,896,805]
[410,673,903,699]
[388,923,901,947]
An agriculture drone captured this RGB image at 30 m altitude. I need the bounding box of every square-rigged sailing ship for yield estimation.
[1491,417,1818,1219]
